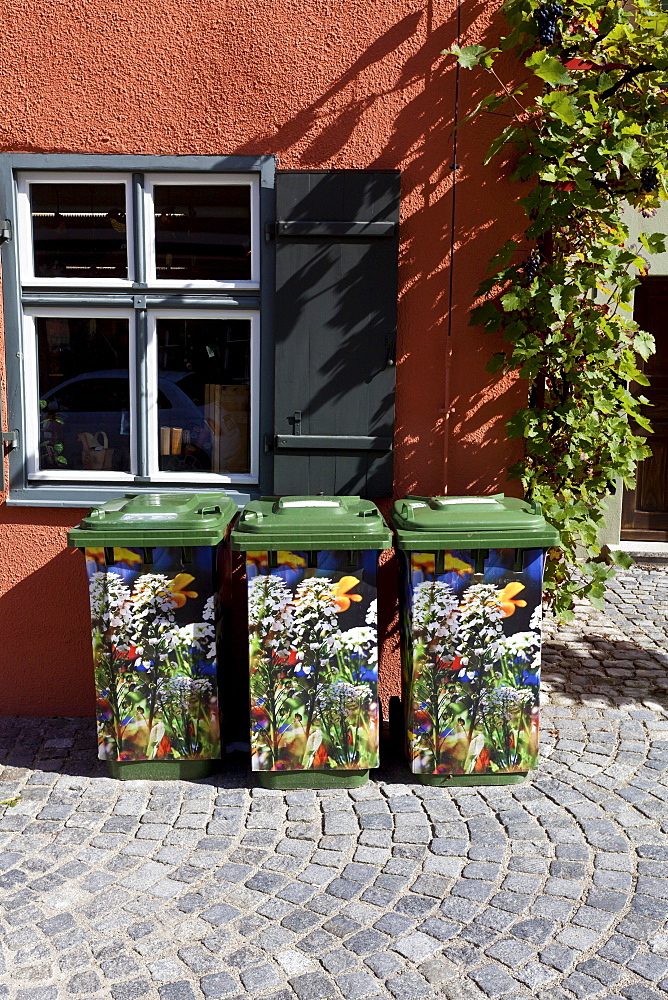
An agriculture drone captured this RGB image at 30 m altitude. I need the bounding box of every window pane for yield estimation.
[156,318,251,474]
[154,185,251,280]
[31,183,128,279]
[37,317,131,472]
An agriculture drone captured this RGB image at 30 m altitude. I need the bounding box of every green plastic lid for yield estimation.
[390,494,560,549]
[230,496,392,551]
[67,492,238,548]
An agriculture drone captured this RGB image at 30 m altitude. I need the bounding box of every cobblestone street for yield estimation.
[1,566,667,1000]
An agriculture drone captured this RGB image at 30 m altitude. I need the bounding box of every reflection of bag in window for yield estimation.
[78,431,114,470]
[204,384,249,472]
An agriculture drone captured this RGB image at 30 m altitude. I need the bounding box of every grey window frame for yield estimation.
[0,153,276,507]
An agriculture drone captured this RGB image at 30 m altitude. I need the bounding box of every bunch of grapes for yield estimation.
[535,3,564,45]
[520,250,542,283]
[640,167,659,193]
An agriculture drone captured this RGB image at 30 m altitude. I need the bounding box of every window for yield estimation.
[1,154,275,506]
[3,161,400,505]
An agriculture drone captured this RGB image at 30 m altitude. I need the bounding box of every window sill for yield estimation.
[6,484,254,508]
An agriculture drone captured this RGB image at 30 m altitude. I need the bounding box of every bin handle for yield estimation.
[273,497,345,511]
[398,502,415,521]
[239,509,263,523]
[198,504,222,516]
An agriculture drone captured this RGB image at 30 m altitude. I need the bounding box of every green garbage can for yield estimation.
[68,492,237,780]
[390,495,559,786]
[230,496,391,789]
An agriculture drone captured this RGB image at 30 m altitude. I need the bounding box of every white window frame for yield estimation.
[23,306,138,482]
[146,309,260,485]
[144,172,260,290]
[0,153,275,506]
[17,172,136,288]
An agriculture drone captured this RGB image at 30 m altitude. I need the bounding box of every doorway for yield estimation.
[622,276,668,541]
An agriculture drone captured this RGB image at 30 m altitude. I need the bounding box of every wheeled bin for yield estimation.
[230,496,391,789]
[68,492,237,779]
[390,495,559,786]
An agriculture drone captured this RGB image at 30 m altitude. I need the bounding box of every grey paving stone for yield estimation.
[540,944,577,972]
[560,972,605,998]
[485,938,535,966]
[365,951,405,977]
[240,964,282,992]
[374,912,415,936]
[109,979,153,999]
[38,912,76,936]
[201,902,241,926]
[282,909,320,932]
[628,953,668,982]
[298,929,336,954]
[100,955,142,979]
[337,971,382,999]
[469,965,517,997]
[393,931,441,962]
[599,933,639,963]
[159,985,198,1000]
[576,958,623,986]
[322,914,362,938]
[385,970,433,999]
[321,948,358,973]
[200,972,240,998]
[346,929,388,956]
[511,918,555,945]
[290,972,338,999]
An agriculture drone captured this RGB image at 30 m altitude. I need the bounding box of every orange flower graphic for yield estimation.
[496,582,527,618]
[278,551,307,570]
[333,576,363,613]
[86,547,142,567]
[246,551,269,570]
[412,553,435,576]
[167,573,198,608]
[443,553,474,577]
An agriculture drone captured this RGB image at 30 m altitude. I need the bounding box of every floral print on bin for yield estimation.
[404,548,544,776]
[247,550,379,772]
[86,547,221,762]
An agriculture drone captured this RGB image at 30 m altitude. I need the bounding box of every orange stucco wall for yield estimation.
[0,0,527,717]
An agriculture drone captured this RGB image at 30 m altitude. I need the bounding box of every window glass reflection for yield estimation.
[154,185,251,281]
[31,183,128,279]
[157,318,251,474]
[37,317,131,471]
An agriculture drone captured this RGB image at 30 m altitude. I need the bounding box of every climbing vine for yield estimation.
[449,0,668,618]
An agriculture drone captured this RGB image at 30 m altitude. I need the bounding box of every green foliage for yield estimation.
[446,0,668,617]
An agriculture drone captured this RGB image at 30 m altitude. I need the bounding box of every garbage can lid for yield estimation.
[67,492,238,548]
[230,496,392,551]
[390,494,560,549]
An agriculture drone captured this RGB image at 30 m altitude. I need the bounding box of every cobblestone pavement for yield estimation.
[1,567,667,1000]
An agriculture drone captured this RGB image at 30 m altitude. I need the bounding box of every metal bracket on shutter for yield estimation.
[0,220,12,245]
[274,435,392,452]
[266,220,395,240]
[1,430,19,493]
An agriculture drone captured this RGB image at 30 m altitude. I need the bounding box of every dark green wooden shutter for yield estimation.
[272,169,400,497]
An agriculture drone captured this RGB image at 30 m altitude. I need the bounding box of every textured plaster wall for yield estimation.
[0,0,528,716]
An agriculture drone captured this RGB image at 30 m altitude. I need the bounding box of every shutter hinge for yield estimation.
[1,429,19,493]
[265,222,276,243]
[264,433,275,454]
[0,220,12,244]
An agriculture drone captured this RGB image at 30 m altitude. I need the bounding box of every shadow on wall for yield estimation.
[0,537,94,716]
[233,0,529,498]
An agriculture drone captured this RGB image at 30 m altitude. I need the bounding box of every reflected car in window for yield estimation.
[39,369,245,473]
